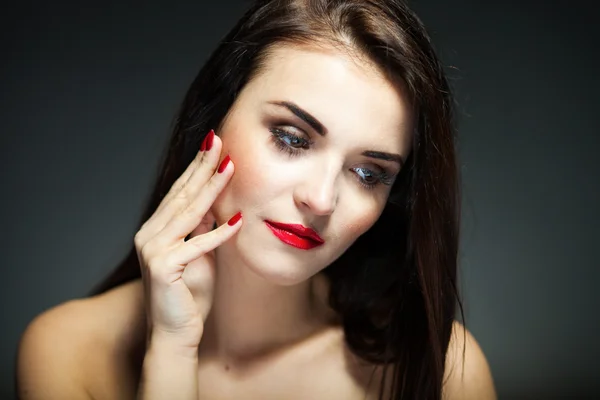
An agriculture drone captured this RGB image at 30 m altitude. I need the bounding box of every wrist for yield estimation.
[139,331,200,400]
[148,329,202,360]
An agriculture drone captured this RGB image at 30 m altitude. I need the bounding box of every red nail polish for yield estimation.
[206,129,215,151]
[201,129,215,151]
[218,154,231,173]
[227,211,242,226]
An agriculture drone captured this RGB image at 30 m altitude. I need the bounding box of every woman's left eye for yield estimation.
[269,127,394,190]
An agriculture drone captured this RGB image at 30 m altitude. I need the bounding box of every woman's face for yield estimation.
[209,44,413,285]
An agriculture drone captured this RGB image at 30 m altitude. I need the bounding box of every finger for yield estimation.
[157,152,234,244]
[153,150,202,215]
[140,133,223,243]
[156,130,219,214]
[183,209,215,242]
[197,209,217,234]
[138,146,205,241]
[168,211,243,266]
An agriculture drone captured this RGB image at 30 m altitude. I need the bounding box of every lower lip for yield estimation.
[265,222,323,250]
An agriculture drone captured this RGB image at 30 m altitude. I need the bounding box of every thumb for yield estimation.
[183,251,216,319]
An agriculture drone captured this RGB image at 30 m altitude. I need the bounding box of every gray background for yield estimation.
[2,0,599,398]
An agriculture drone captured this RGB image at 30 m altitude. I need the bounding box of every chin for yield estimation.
[235,229,321,286]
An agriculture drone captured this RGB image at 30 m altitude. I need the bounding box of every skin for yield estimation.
[16,42,496,399]
[189,43,413,369]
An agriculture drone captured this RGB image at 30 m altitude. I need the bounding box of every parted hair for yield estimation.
[90,1,464,398]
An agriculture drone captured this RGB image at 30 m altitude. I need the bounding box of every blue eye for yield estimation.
[270,128,310,152]
[355,167,389,187]
[269,127,394,190]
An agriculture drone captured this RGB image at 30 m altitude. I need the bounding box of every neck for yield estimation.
[197,241,337,366]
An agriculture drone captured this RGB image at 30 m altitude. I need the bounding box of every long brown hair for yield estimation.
[89,0,464,398]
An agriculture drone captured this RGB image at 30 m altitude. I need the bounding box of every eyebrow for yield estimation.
[267,100,405,167]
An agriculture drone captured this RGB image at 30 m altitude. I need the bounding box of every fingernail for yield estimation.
[227,211,242,226]
[201,129,215,151]
[217,154,231,173]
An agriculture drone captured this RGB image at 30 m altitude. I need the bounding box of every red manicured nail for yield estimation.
[201,129,215,151]
[227,211,242,226]
[217,154,231,173]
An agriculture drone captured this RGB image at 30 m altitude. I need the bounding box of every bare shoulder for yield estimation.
[17,297,95,399]
[351,321,496,400]
[442,321,497,400]
[16,279,146,400]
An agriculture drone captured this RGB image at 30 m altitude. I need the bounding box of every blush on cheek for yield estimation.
[228,149,269,200]
[342,212,380,239]
[212,129,270,223]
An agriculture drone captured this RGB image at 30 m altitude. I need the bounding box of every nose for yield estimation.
[293,163,339,216]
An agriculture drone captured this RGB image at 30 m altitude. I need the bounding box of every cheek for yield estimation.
[338,201,383,242]
[212,128,272,219]
[229,159,267,202]
[228,137,269,198]
[341,215,375,239]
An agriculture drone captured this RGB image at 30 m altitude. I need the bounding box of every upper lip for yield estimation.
[266,220,324,243]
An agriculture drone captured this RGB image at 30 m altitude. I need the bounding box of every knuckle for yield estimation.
[175,184,190,200]
[179,205,200,223]
[145,256,160,271]
[173,188,192,205]
[206,173,224,193]
[197,152,208,166]
[138,219,151,231]
[191,228,217,247]
[187,235,207,251]
[134,232,144,248]
[139,240,156,262]
[161,251,178,269]
[202,179,215,194]
[165,184,183,201]
[199,150,212,166]
[145,254,166,274]
[134,230,152,252]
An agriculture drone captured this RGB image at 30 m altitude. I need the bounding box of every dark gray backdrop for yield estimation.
[2,1,598,398]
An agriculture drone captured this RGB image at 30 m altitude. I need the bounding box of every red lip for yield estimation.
[265,222,324,250]
[265,220,324,243]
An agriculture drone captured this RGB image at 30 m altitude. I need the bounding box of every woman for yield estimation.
[17,0,496,399]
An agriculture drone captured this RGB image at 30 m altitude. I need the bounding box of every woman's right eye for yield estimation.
[269,127,310,157]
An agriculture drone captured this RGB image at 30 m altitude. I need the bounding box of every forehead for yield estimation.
[241,44,413,149]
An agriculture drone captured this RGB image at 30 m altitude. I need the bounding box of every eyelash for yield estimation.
[269,127,395,190]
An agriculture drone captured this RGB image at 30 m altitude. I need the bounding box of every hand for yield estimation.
[133,130,241,348]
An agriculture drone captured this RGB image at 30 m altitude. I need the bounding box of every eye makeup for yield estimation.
[268,126,395,190]
[266,100,405,168]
